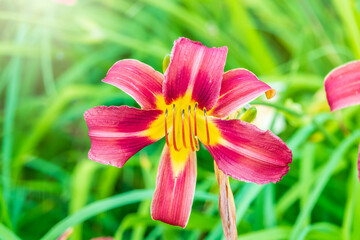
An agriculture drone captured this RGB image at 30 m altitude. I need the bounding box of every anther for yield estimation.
[181,109,187,149]
[188,105,195,151]
[164,109,170,146]
[172,104,180,151]
[194,103,200,151]
[265,89,276,99]
[204,107,210,145]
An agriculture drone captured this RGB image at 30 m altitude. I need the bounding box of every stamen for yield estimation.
[204,107,210,145]
[181,109,187,149]
[164,109,170,146]
[172,104,180,151]
[194,103,200,151]
[188,105,195,151]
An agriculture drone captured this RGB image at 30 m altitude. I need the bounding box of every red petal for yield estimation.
[210,69,272,118]
[205,119,292,184]
[151,145,197,228]
[84,106,163,168]
[324,60,360,111]
[103,59,164,109]
[163,37,228,110]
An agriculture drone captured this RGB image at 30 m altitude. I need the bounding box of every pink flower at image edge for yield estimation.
[84,37,293,228]
[324,60,360,180]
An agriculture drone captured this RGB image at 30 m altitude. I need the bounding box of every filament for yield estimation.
[181,109,187,149]
[204,107,210,145]
[164,109,170,146]
[165,103,206,152]
[172,104,180,151]
[188,105,195,151]
[194,103,200,151]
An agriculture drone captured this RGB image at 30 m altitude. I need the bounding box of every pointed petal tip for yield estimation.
[211,68,272,118]
[265,89,276,99]
[206,119,292,185]
[151,145,196,229]
[84,105,163,168]
[87,150,125,168]
[102,59,163,109]
[222,165,291,185]
[150,213,187,228]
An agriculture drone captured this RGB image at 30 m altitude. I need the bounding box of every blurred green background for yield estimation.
[1,0,360,239]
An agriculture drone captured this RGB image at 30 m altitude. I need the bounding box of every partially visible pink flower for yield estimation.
[54,0,77,6]
[324,60,360,180]
[84,37,293,228]
[324,60,360,111]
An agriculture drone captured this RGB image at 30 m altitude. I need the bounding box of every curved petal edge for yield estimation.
[210,69,272,118]
[163,37,228,110]
[324,60,360,111]
[103,59,164,109]
[84,106,163,168]
[205,118,292,184]
[151,145,197,228]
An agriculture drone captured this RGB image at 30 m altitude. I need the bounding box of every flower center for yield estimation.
[164,103,210,152]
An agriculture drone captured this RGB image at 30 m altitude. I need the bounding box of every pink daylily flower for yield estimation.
[324,60,360,180]
[84,37,293,228]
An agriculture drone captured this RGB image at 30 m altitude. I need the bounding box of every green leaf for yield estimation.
[0,224,21,240]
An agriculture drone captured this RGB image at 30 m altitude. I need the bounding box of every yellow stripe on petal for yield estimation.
[169,147,192,176]
[196,114,221,146]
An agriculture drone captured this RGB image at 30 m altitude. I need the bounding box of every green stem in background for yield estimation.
[251,101,302,118]
[41,4,57,96]
[41,190,154,240]
[353,168,360,240]
[40,189,217,240]
[297,222,341,240]
[69,161,99,240]
[289,130,360,239]
[331,0,360,58]
[0,62,11,95]
[1,22,27,228]
[286,114,332,150]
[130,154,156,240]
[300,143,315,226]
[342,154,359,240]
[313,118,340,146]
[224,0,277,74]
